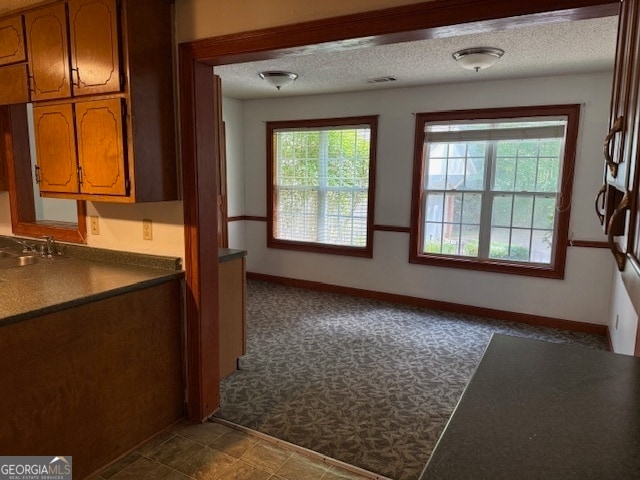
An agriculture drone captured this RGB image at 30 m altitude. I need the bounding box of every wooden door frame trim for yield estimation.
[177,0,619,419]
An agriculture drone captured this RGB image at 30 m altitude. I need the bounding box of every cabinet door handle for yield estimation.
[607,190,631,271]
[595,183,606,225]
[77,166,83,186]
[71,67,79,87]
[603,116,623,178]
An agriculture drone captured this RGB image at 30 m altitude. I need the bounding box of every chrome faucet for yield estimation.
[5,237,37,253]
[41,236,58,258]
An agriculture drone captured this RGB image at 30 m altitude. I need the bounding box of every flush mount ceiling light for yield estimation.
[258,71,298,90]
[452,47,505,72]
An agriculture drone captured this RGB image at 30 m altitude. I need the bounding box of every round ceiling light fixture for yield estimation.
[452,47,505,72]
[258,71,298,90]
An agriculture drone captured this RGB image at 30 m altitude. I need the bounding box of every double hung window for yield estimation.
[410,105,579,277]
[267,116,378,257]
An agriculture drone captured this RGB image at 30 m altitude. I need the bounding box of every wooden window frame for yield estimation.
[266,116,378,258]
[1,104,86,243]
[409,104,580,278]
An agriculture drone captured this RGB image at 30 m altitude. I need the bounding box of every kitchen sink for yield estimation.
[0,253,41,269]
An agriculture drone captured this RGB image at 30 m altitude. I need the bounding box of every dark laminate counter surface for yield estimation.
[218,248,247,263]
[0,238,183,327]
[420,334,640,480]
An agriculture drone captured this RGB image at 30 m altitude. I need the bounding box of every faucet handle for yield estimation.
[41,236,58,258]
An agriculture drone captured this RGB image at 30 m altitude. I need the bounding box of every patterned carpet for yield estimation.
[214,280,608,480]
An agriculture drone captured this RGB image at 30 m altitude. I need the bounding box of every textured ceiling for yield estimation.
[217,16,619,100]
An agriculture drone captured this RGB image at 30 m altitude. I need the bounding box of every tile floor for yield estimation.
[89,419,384,480]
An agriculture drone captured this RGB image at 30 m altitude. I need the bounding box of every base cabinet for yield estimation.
[219,251,247,379]
[0,280,184,479]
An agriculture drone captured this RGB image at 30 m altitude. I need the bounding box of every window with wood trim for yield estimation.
[267,116,377,257]
[410,105,579,278]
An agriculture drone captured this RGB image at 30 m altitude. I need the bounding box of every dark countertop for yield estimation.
[420,334,640,480]
[0,238,183,327]
[218,248,246,263]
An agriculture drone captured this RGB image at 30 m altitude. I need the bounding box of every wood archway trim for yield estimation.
[178,0,620,420]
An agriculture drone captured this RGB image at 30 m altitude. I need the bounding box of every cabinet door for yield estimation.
[0,16,26,66]
[25,4,71,101]
[68,0,121,96]
[32,104,79,194]
[0,64,30,105]
[605,0,639,190]
[75,98,127,195]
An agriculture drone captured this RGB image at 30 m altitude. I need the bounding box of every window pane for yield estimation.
[539,141,561,157]
[496,141,518,157]
[461,224,480,257]
[442,223,461,255]
[462,193,482,224]
[424,222,443,253]
[446,157,465,189]
[426,193,444,222]
[512,195,533,228]
[464,156,485,190]
[533,196,556,230]
[509,228,531,261]
[517,141,538,158]
[491,195,512,227]
[489,227,511,259]
[536,157,560,192]
[494,156,516,191]
[515,157,537,192]
[444,192,462,223]
[531,229,553,263]
[426,156,446,189]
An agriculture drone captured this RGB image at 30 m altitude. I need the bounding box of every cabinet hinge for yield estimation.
[34,165,40,184]
[125,178,130,192]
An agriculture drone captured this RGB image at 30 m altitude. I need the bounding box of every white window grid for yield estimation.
[422,136,565,264]
[274,128,371,247]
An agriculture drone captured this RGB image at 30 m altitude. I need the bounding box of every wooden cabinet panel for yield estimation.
[32,104,79,194]
[219,256,246,379]
[75,98,127,195]
[0,280,184,479]
[68,0,121,96]
[0,64,29,105]
[25,3,71,101]
[0,16,25,66]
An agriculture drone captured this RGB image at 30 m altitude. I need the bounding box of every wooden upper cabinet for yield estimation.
[25,4,71,101]
[68,0,121,96]
[75,98,127,195]
[0,64,30,105]
[32,103,79,194]
[0,16,26,66]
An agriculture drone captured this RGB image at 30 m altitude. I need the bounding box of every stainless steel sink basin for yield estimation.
[0,254,41,269]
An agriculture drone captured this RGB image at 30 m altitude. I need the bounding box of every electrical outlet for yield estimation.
[142,219,153,241]
[90,216,100,235]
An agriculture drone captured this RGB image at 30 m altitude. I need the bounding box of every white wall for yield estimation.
[238,72,615,325]
[84,201,185,257]
[223,96,246,250]
[609,271,639,354]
